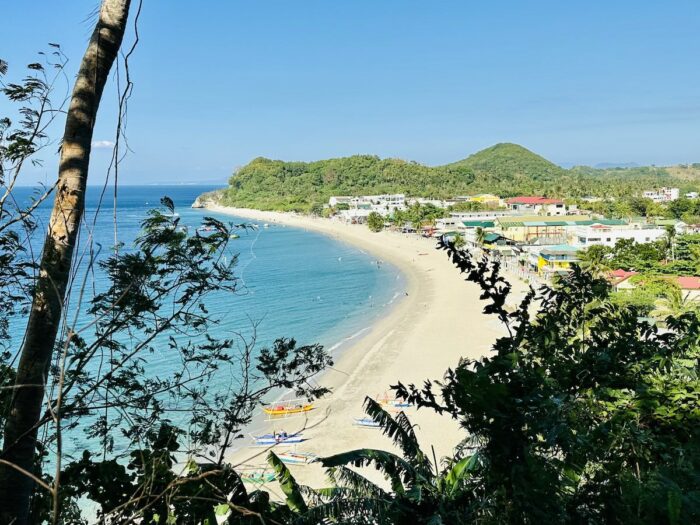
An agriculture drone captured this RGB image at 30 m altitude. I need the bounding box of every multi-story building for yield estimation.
[642,187,680,202]
[494,215,594,243]
[329,194,406,218]
[535,245,580,278]
[505,196,574,216]
[571,224,666,248]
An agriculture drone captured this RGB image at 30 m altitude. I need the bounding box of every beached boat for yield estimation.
[251,432,305,446]
[240,470,275,484]
[376,393,414,409]
[262,403,314,416]
[353,417,381,428]
[276,451,318,465]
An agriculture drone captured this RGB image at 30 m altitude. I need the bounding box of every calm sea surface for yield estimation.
[8,185,403,453]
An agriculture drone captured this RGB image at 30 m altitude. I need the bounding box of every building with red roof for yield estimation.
[505,196,573,216]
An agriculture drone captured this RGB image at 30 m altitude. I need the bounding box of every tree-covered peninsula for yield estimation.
[208,143,699,212]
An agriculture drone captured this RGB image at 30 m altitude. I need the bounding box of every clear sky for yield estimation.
[3,1,700,185]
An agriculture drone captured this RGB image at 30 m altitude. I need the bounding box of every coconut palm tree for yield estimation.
[651,287,700,322]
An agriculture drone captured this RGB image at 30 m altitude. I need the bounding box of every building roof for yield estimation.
[678,276,700,290]
[607,269,639,285]
[496,215,592,228]
[462,220,495,228]
[483,233,502,243]
[506,196,564,205]
[541,244,580,254]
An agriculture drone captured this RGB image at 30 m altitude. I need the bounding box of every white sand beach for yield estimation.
[204,204,529,492]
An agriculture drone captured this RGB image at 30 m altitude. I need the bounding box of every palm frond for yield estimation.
[320,448,415,494]
[363,397,433,477]
[268,451,309,514]
[327,465,388,498]
[295,496,393,525]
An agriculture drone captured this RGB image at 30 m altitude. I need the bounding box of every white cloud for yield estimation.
[91,140,115,149]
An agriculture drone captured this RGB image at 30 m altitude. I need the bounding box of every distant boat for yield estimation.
[353,417,381,428]
[263,223,270,228]
[229,233,240,239]
[262,403,314,416]
[276,451,318,465]
[251,432,305,446]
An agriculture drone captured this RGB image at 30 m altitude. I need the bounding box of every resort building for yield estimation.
[435,210,519,232]
[328,196,353,207]
[505,196,574,216]
[642,187,680,202]
[569,222,662,248]
[329,193,406,218]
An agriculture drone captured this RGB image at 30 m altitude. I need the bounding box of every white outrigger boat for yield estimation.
[276,451,318,465]
[353,417,381,428]
[251,432,305,446]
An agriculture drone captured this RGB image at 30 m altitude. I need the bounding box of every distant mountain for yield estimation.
[594,162,640,169]
[209,144,698,212]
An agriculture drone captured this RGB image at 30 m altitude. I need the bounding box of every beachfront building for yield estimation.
[435,210,519,232]
[328,196,353,207]
[408,197,450,208]
[569,222,665,248]
[329,193,406,219]
[494,215,594,243]
[535,245,580,278]
[505,196,574,216]
[365,194,406,215]
[642,187,680,202]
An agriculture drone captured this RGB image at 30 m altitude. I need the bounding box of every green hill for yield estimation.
[210,144,698,212]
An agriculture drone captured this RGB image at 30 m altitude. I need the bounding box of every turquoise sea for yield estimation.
[8,185,403,453]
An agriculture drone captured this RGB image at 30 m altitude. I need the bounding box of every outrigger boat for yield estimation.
[262,402,314,416]
[353,417,381,428]
[239,470,275,484]
[377,393,414,409]
[251,432,305,446]
[276,451,318,465]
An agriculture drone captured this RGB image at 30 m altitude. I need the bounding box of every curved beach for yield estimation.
[205,204,527,490]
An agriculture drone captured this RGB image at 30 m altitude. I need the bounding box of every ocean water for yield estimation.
[7,185,404,453]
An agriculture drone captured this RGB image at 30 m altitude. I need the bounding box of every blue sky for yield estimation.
[3,1,700,184]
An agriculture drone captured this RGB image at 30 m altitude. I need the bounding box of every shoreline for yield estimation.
[204,203,525,488]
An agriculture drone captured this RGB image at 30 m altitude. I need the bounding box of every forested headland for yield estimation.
[208,143,700,212]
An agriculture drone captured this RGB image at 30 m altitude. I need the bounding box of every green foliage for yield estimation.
[393,245,700,523]
[367,211,384,232]
[391,202,444,228]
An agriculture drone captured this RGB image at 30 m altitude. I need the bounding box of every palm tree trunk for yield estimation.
[0,1,131,522]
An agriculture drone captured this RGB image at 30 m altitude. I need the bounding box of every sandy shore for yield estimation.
[203,204,528,492]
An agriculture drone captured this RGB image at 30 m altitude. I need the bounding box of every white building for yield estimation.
[505,196,576,216]
[329,193,406,219]
[686,192,699,200]
[642,187,680,202]
[571,224,667,248]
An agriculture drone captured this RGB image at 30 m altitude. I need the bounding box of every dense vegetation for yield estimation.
[212,143,700,212]
[578,234,700,316]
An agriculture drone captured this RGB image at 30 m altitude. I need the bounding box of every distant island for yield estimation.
[199,143,700,213]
